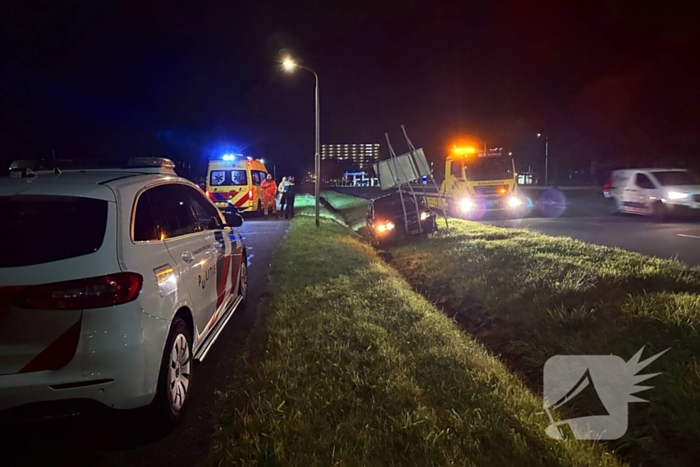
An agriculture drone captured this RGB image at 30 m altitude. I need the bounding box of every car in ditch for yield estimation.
[366,191,437,247]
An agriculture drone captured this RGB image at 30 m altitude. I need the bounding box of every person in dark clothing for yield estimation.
[284,176,296,219]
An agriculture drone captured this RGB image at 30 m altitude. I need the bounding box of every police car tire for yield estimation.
[238,259,248,304]
[151,317,192,430]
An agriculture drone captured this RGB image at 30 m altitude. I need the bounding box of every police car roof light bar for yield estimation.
[9,157,176,177]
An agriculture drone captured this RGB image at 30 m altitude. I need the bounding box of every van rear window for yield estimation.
[209,170,248,186]
[0,195,108,268]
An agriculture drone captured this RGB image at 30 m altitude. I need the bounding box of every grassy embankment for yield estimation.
[322,190,700,467]
[208,194,619,466]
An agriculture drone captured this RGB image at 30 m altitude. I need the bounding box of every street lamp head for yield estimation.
[282,58,297,71]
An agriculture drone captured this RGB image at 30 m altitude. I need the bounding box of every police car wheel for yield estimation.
[238,259,248,304]
[151,317,192,430]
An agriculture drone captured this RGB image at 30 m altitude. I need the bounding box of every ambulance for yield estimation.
[206,154,269,214]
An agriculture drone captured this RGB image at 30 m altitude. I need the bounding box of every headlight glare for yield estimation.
[667,191,689,200]
[460,198,475,212]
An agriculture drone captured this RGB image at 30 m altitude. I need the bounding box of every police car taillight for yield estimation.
[12,273,143,310]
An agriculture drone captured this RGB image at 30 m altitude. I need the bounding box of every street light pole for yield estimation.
[313,71,320,227]
[537,133,549,186]
[544,136,549,186]
[283,57,321,227]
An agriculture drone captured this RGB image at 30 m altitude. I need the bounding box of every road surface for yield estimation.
[481,215,700,266]
[0,219,289,467]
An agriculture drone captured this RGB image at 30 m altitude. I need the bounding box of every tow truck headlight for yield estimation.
[460,198,475,212]
[420,211,431,221]
[667,191,689,200]
[508,196,522,208]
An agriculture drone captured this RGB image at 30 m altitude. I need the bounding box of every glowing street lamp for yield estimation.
[282,56,321,227]
[282,58,296,71]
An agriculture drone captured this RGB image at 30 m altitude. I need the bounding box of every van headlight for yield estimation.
[667,191,689,200]
[460,198,475,212]
[508,196,522,208]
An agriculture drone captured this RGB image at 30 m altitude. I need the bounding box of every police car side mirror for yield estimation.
[223,210,244,228]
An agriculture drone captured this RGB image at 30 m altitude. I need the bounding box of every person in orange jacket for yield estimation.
[260,173,278,217]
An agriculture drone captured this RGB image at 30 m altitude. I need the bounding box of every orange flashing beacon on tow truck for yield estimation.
[427,145,527,218]
[206,153,269,214]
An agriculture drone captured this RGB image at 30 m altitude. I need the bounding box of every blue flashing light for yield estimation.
[222,154,235,161]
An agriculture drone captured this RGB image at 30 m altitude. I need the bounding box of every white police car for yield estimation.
[0,157,247,427]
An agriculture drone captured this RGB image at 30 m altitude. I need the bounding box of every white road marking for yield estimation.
[677,234,700,240]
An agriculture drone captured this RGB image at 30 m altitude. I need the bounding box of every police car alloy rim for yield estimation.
[239,261,248,299]
[169,334,191,412]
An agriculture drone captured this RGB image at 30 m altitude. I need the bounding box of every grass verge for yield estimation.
[325,189,699,467]
[207,194,620,466]
[320,190,369,231]
[387,219,700,466]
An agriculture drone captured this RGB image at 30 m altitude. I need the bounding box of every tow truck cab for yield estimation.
[427,146,526,218]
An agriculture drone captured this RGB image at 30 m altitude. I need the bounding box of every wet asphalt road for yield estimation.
[0,219,288,467]
[480,214,700,267]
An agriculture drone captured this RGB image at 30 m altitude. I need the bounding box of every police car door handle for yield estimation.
[181,251,194,263]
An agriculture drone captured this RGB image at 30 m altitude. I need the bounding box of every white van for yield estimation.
[604,168,700,220]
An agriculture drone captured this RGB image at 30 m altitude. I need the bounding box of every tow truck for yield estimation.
[427,146,527,219]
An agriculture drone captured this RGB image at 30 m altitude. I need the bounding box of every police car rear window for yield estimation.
[0,195,108,268]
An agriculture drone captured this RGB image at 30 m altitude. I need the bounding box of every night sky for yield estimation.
[2,1,699,180]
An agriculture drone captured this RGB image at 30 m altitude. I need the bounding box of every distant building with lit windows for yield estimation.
[321,143,380,171]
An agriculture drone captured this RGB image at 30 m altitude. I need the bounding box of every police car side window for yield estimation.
[133,191,159,241]
[183,186,223,231]
[147,184,198,239]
